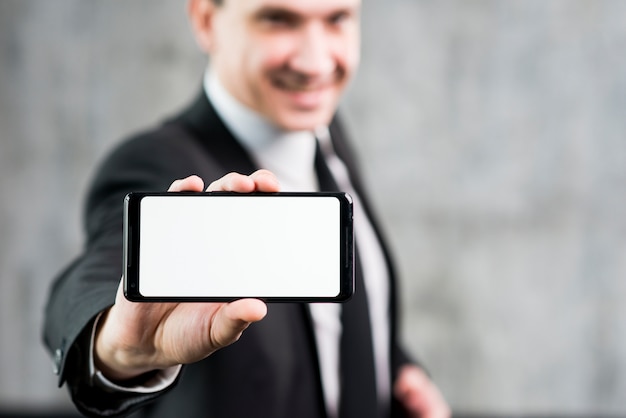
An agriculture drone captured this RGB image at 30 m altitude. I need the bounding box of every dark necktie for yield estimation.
[314,139,379,418]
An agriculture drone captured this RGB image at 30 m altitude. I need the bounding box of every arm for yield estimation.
[43,144,279,416]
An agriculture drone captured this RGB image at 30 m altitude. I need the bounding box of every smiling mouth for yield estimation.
[272,78,334,93]
[270,68,342,93]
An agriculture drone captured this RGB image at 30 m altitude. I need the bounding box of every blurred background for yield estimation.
[1,0,625,416]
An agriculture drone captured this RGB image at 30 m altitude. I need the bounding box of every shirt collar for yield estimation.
[203,68,319,191]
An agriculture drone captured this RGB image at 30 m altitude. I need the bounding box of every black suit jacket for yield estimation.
[43,92,414,418]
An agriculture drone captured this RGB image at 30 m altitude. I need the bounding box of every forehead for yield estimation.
[228,0,361,17]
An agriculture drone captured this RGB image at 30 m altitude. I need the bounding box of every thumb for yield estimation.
[210,299,267,347]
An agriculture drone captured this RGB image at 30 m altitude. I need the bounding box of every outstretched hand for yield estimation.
[94,171,280,382]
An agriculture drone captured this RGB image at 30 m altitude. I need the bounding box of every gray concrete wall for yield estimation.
[1,0,625,415]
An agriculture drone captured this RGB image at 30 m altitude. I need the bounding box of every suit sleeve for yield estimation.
[42,124,210,417]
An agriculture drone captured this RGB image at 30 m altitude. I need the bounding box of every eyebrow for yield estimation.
[252,6,302,23]
[251,5,357,23]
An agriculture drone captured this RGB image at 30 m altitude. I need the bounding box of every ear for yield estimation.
[187,0,217,53]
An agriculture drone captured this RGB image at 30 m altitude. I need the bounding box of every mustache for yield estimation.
[269,68,345,91]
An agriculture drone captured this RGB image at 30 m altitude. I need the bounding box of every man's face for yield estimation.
[203,0,361,131]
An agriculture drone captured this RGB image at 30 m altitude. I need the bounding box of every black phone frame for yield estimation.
[123,191,354,303]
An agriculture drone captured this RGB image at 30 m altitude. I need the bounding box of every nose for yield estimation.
[289,23,335,78]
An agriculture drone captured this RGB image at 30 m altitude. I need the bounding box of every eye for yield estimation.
[328,11,350,26]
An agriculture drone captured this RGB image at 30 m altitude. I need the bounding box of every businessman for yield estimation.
[43,0,450,417]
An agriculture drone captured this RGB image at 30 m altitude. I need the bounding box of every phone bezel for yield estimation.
[123,191,354,302]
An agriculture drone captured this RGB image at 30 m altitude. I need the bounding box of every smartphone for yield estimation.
[123,192,354,302]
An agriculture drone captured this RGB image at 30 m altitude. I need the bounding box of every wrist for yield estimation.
[93,307,159,382]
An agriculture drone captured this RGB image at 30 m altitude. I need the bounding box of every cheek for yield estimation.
[348,37,361,71]
[344,36,361,74]
[327,33,360,78]
[251,37,296,76]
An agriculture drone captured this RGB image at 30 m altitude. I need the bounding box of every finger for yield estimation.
[394,366,434,415]
[168,175,205,192]
[397,372,451,418]
[206,172,256,192]
[426,388,451,418]
[206,170,280,193]
[249,169,280,192]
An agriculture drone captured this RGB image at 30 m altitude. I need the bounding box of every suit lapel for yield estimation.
[179,91,259,177]
[328,116,398,285]
[328,117,402,379]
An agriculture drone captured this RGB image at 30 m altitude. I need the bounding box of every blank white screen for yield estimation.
[138,195,341,298]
